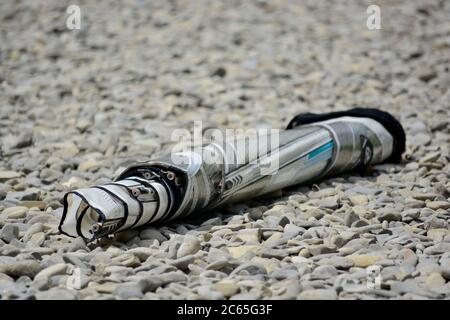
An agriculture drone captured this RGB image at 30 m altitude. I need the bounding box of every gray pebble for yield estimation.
[424,243,450,255]
[378,211,402,222]
[298,288,338,300]
[312,265,338,278]
[139,228,168,243]
[317,256,354,270]
[177,235,201,258]
[270,268,299,280]
[113,282,144,299]
[169,254,195,270]
[35,287,76,300]
[0,260,42,278]
[0,224,19,243]
[39,169,62,184]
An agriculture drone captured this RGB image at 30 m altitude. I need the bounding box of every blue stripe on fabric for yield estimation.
[305,149,333,168]
[307,141,334,159]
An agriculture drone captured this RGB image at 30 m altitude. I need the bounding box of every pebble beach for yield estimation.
[1,0,450,300]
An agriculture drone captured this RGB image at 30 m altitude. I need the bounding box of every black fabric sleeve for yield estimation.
[286,108,406,163]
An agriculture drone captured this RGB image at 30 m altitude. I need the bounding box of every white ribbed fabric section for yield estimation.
[59,177,170,240]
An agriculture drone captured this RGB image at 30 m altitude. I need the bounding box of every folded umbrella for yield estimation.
[59,108,405,241]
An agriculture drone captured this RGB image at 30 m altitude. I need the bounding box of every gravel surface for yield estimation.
[1,0,450,300]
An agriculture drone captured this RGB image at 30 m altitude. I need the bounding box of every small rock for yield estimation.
[417,261,441,277]
[28,232,46,247]
[78,159,102,171]
[260,248,289,260]
[0,273,14,285]
[90,282,117,294]
[401,209,420,221]
[427,229,449,242]
[312,265,338,278]
[424,217,447,230]
[34,263,68,284]
[347,254,382,268]
[440,260,450,280]
[309,188,336,199]
[235,228,261,244]
[410,133,431,147]
[76,119,91,133]
[264,232,283,244]
[229,291,262,300]
[67,237,88,252]
[0,224,19,243]
[170,255,195,270]
[196,285,224,300]
[139,228,167,242]
[62,254,88,270]
[308,244,337,256]
[271,268,299,280]
[390,279,420,295]
[344,210,359,227]
[424,243,450,255]
[61,177,87,189]
[39,169,62,184]
[207,247,231,263]
[298,289,337,300]
[351,219,370,227]
[21,201,47,210]
[411,192,438,201]
[316,196,339,209]
[22,223,45,242]
[349,194,369,206]
[211,66,227,78]
[0,260,42,278]
[228,245,259,259]
[283,224,305,239]
[113,282,144,299]
[426,201,450,210]
[6,188,41,201]
[400,249,418,267]
[35,288,76,300]
[0,171,22,182]
[426,273,446,288]
[177,235,201,258]
[1,206,29,219]
[303,208,325,219]
[346,186,382,195]
[10,132,33,149]
[211,281,240,297]
[113,253,140,267]
[378,211,401,222]
[317,256,354,270]
[417,67,437,82]
[247,207,263,220]
[54,142,80,158]
[278,216,290,227]
[420,208,436,219]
